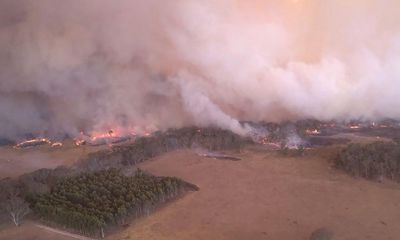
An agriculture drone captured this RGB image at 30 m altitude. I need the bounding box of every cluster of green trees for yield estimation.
[335,141,400,180]
[29,169,196,237]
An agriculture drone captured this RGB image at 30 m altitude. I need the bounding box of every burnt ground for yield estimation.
[358,127,400,140]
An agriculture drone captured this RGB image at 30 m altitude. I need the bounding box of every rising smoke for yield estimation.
[0,0,399,139]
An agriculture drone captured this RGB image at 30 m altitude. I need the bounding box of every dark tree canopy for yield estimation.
[335,141,400,181]
[29,169,197,237]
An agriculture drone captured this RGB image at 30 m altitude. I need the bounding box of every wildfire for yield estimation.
[305,129,321,135]
[257,137,281,149]
[14,138,51,149]
[74,139,86,146]
[72,127,143,147]
[90,130,116,141]
[51,142,63,147]
[260,138,268,145]
[349,125,361,129]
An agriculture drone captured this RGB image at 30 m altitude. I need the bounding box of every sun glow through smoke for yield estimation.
[0,0,399,140]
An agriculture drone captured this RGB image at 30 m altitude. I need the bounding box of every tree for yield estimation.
[1,189,30,226]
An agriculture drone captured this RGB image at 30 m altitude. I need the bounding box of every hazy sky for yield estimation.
[0,0,399,138]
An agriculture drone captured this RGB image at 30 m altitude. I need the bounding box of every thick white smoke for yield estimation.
[0,0,399,139]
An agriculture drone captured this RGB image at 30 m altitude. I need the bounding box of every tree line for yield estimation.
[79,127,250,171]
[335,141,400,181]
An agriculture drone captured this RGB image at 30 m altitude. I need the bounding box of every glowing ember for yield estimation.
[257,137,281,149]
[90,129,116,141]
[305,129,321,135]
[74,139,86,146]
[51,142,63,147]
[260,138,268,145]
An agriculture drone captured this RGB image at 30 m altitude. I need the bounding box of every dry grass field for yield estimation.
[0,141,108,178]
[2,135,400,240]
[109,148,400,240]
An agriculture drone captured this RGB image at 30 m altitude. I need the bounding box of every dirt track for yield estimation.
[109,148,400,240]
[0,222,77,240]
[34,224,95,240]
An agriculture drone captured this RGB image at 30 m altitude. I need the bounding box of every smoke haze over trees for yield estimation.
[1,0,399,139]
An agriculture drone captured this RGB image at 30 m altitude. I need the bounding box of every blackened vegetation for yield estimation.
[28,169,198,237]
[279,146,305,157]
[335,141,400,181]
[0,138,15,146]
[250,121,300,142]
[306,137,351,147]
[360,127,400,140]
[78,127,251,171]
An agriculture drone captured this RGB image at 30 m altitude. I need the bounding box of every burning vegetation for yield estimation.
[51,142,63,148]
[305,129,321,135]
[13,138,51,149]
[78,127,250,171]
[8,119,400,151]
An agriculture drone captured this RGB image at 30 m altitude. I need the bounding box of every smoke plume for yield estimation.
[0,0,399,139]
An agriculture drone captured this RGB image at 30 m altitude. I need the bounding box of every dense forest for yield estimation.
[335,141,400,181]
[28,169,198,237]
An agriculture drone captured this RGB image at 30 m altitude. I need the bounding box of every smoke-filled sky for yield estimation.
[0,0,399,139]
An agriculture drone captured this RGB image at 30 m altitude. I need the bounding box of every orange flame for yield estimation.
[305,129,321,135]
[14,138,51,149]
[74,139,86,146]
[51,142,63,147]
[71,126,157,147]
